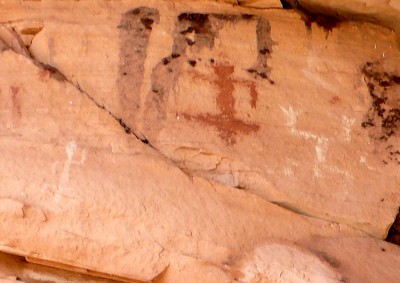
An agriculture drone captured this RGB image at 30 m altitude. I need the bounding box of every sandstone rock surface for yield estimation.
[7,0,400,237]
[0,0,400,282]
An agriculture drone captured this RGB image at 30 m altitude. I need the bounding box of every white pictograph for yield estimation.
[54,141,87,203]
[280,106,353,181]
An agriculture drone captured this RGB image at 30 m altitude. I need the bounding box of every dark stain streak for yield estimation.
[241,14,255,20]
[280,0,343,38]
[313,251,341,268]
[302,13,342,34]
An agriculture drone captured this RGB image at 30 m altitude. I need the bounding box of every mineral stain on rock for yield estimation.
[313,250,341,269]
[301,12,342,35]
[280,0,343,38]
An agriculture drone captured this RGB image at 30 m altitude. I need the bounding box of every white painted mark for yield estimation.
[59,141,77,189]
[342,116,355,142]
[281,106,353,181]
[327,165,353,180]
[359,155,378,172]
[54,141,86,203]
[281,106,327,177]
[316,138,328,163]
[283,159,300,177]
[283,167,294,177]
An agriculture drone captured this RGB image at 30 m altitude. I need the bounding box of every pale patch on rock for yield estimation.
[240,243,343,283]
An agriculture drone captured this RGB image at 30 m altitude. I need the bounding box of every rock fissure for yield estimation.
[271,201,379,239]
[386,207,400,245]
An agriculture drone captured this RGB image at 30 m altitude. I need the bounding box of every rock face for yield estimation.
[13,0,400,237]
[0,0,400,282]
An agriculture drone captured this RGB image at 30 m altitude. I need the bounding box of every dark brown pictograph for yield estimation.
[118,8,275,144]
[182,64,259,145]
[146,12,275,144]
[247,18,275,84]
[361,61,400,164]
[118,7,160,115]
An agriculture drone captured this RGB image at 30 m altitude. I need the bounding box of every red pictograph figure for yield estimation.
[183,63,260,145]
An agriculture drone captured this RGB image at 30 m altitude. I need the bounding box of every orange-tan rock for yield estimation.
[9,0,400,237]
